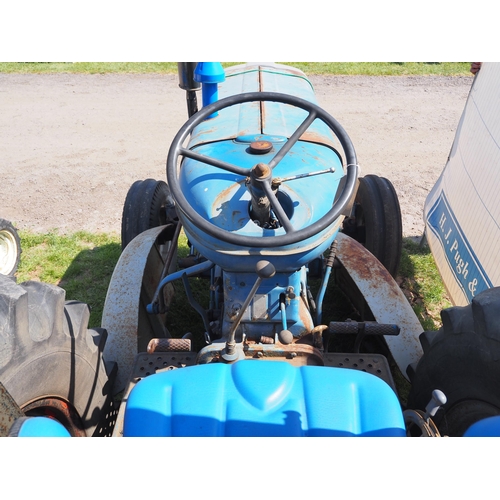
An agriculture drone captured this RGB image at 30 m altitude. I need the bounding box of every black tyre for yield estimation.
[407,287,500,436]
[0,218,21,278]
[121,179,175,250]
[342,175,402,278]
[0,277,117,436]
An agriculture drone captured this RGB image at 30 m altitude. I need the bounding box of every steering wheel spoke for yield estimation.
[180,147,250,176]
[260,181,294,233]
[268,109,318,170]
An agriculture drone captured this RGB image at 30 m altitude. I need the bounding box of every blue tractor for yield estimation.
[100,62,436,437]
[7,62,496,437]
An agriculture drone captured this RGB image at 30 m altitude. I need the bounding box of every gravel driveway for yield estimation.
[0,72,473,237]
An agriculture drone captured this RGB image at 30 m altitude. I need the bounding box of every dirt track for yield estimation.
[0,73,473,237]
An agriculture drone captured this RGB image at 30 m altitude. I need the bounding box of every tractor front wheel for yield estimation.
[337,175,402,320]
[121,179,175,250]
[0,218,21,278]
[342,175,402,278]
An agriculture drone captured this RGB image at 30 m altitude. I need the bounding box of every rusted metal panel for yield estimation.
[0,380,23,437]
[102,226,171,394]
[334,232,424,379]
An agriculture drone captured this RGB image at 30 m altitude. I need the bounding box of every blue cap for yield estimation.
[194,62,225,84]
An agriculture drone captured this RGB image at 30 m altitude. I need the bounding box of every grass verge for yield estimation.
[0,62,473,76]
[16,231,121,327]
[398,237,452,330]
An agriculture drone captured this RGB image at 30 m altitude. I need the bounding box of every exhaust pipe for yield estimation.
[177,62,200,117]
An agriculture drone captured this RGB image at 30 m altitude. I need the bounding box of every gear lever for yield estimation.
[221,260,276,362]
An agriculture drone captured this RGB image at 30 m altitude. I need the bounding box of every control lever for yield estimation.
[424,389,447,422]
[222,260,276,362]
[403,389,447,437]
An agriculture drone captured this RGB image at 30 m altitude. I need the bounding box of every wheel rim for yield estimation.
[0,228,19,276]
[22,397,87,437]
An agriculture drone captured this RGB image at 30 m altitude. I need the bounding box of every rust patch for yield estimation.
[334,232,424,379]
[213,180,249,228]
[214,179,247,208]
[298,295,315,333]
[336,234,402,302]
[243,343,325,366]
[22,397,86,437]
[300,131,337,149]
[249,141,273,154]
[196,339,326,366]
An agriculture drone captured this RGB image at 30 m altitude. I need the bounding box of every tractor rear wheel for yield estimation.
[0,218,21,278]
[407,287,500,436]
[121,179,175,250]
[0,277,117,436]
[342,175,402,278]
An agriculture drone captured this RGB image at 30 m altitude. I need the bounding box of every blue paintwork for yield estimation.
[221,267,310,339]
[180,137,343,272]
[189,64,336,147]
[12,417,71,437]
[194,62,226,118]
[181,141,342,230]
[463,416,500,437]
[426,191,492,302]
[123,361,406,437]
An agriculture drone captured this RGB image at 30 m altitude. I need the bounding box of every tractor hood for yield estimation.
[174,63,351,272]
[188,63,340,150]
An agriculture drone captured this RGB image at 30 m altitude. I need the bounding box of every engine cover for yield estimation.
[123,360,406,437]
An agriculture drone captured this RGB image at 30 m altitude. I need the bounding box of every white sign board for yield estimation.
[424,62,500,306]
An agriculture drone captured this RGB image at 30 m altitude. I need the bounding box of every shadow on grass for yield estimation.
[398,236,450,331]
[58,242,121,328]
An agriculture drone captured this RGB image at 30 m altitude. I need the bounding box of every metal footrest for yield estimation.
[323,353,397,393]
[131,352,197,379]
[112,352,198,436]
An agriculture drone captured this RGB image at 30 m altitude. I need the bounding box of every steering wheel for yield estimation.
[166,91,359,248]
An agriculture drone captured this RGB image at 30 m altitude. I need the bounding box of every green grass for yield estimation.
[284,62,471,76]
[0,62,472,76]
[398,238,452,330]
[16,231,121,327]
